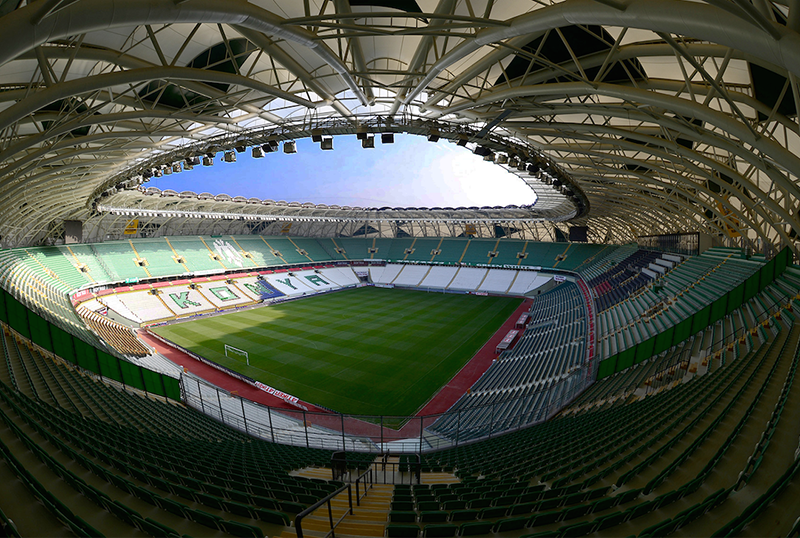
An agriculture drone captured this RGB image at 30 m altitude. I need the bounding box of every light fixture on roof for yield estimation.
[202,156,214,166]
[283,140,297,154]
[235,146,246,153]
[172,163,182,174]
[183,159,194,171]
[153,168,162,177]
[361,135,375,149]
[381,133,394,144]
[457,136,468,147]
[321,137,333,150]
[427,131,440,142]
[262,143,274,154]
[252,146,265,158]
[223,150,237,163]
[311,129,323,143]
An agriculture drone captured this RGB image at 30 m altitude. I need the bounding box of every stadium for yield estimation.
[0,1,799,537]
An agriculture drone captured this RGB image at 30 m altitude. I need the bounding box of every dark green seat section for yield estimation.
[386,523,420,537]
[421,523,457,537]
[0,324,367,537]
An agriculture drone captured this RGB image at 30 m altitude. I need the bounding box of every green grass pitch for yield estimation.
[152,287,521,416]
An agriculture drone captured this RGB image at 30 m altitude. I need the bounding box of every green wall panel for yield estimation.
[635,338,655,364]
[743,274,759,302]
[727,283,745,315]
[5,295,30,338]
[51,325,76,364]
[674,318,693,343]
[654,326,675,356]
[163,376,182,400]
[759,258,776,291]
[597,357,617,379]
[74,338,99,374]
[97,351,123,382]
[709,297,728,325]
[27,309,53,352]
[692,305,711,334]
[142,368,165,395]
[0,289,7,323]
[617,346,636,371]
[120,360,145,391]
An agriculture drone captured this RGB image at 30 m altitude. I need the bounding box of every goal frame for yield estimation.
[224,344,249,366]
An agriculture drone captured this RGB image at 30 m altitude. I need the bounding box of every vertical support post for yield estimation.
[419,416,424,454]
[341,414,346,452]
[380,415,384,452]
[268,406,275,443]
[304,410,310,448]
[197,378,205,413]
[241,397,248,434]
[217,388,224,423]
[455,410,461,448]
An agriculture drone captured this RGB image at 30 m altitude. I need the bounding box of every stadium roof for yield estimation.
[0,0,799,253]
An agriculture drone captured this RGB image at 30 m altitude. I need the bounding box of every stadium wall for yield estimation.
[596,247,793,379]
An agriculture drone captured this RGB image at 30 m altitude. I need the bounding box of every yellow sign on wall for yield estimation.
[123,219,139,235]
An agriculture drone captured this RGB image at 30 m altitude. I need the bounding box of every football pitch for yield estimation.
[152,287,522,416]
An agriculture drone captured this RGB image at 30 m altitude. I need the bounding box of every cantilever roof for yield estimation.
[0,0,799,252]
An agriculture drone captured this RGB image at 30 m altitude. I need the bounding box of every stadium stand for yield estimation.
[369,263,404,285]
[477,269,517,294]
[430,282,588,441]
[447,267,488,292]
[77,306,151,358]
[418,266,459,289]
[393,264,432,287]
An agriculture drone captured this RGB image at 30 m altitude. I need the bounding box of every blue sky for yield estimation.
[149,134,538,207]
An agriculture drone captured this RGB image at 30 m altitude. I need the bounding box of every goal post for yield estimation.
[224,344,249,366]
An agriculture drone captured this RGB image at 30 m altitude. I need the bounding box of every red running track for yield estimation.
[139,296,532,441]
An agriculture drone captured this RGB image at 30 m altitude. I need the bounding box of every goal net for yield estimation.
[224,344,249,366]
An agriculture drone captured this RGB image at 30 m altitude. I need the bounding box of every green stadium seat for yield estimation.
[386,523,420,537]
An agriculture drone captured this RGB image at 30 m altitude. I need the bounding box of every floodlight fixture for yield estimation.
[356,132,368,141]
[262,143,274,153]
[172,163,182,174]
[223,150,237,163]
[283,140,297,154]
[362,136,375,149]
[457,136,468,147]
[381,133,394,144]
[483,153,495,161]
[202,156,214,166]
[321,137,334,150]
[251,146,265,158]
[153,168,162,177]
[183,159,194,170]
[496,154,509,165]
[427,132,440,142]
[311,129,323,142]
[235,146,246,153]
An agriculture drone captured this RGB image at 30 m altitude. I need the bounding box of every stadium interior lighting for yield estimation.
[381,133,394,144]
[283,141,297,154]
[427,132,440,142]
[153,168,162,177]
[183,159,193,170]
[457,136,468,147]
[172,163,182,174]
[261,143,274,154]
[235,146,246,153]
[202,156,213,166]
[223,150,237,163]
[361,136,375,149]
[251,146,264,158]
[320,137,333,150]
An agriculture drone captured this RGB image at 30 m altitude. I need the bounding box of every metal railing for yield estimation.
[354,468,373,506]
[295,483,352,538]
